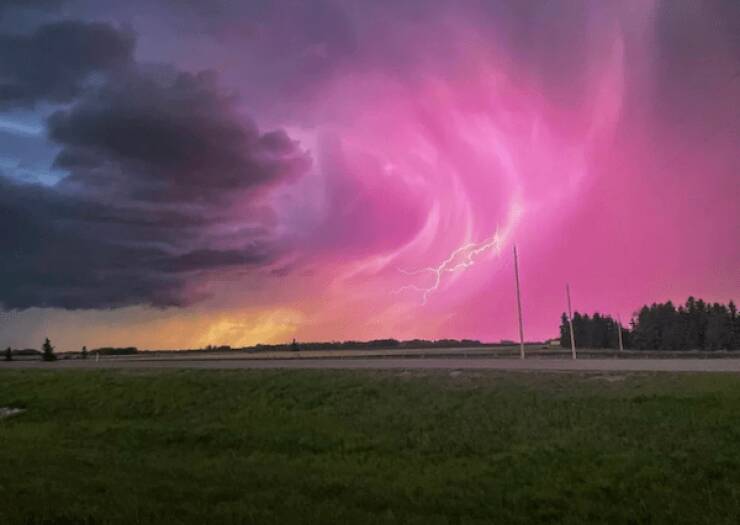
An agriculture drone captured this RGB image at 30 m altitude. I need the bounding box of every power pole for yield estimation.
[513,244,525,360]
[566,284,577,360]
[617,313,624,352]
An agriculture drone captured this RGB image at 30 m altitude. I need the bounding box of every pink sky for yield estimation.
[1,0,738,349]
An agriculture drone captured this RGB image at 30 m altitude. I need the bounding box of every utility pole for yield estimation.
[513,244,525,360]
[566,284,577,360]
[617,313,624,352]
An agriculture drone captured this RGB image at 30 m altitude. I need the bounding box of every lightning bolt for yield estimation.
[394,230,504,304]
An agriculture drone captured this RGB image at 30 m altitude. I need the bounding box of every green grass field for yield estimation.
[1,369,739,524]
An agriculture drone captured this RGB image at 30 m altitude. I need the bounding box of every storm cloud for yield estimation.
[0,21,309,309]
[0,20,134,108]
[48,66,308,203]
[0,0,64,13]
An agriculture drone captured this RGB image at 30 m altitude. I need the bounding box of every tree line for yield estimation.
[560,297,739,351]
[3,341,138,361]
[559,312,626,349]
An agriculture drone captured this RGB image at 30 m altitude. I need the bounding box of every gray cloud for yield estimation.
[0,0,64,12]
[48,66,308,203]
[0,20,134,108]
[0,166,281,309]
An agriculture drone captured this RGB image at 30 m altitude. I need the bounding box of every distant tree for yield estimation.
[619,320,632,349]
[4,347,11,361]
[692,298,708,349]
[559,313,570,347]
[591,313,609,348]
[560,311,624,349]
[590,313,602,348]
[705,303,732,350]
[91,347,138,356]
[81,346,88,359]
[291,338,299,352]
[730,301,739,350]
[632,305,656,350]
[658,301,682,350]
[42,338,56,362]
[581,313,594,348]
[571,312,584,347]
[626,297,737,351]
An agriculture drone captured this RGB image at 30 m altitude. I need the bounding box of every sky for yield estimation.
[0,0,738,350]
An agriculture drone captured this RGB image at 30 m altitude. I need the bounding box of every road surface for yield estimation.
[3,357,740,372]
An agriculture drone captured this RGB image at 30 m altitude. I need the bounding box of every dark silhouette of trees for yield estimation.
[81,346,88,359]
[91,347,137,356]
[559,297,737,351]
[559,312,625,349]
[630,298,738,350]
[249,338,506,353]
[730,301,739,350]
[631,301,686,350]
[291,338,299,352]
[559,313,570,347]
[42,338,56,361]
[560,298,737,351]
[4,347,11,361]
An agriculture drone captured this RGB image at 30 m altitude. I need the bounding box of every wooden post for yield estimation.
[513,245,525,360]
[566,284,577,360]
[617,313,624,352]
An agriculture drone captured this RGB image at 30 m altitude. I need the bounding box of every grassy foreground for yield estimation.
[1,370,739,524]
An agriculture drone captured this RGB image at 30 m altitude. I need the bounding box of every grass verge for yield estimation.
[1,369,739,524]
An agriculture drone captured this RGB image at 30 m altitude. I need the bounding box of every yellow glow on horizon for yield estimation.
[195,308,306,348]
[4,306,307,351]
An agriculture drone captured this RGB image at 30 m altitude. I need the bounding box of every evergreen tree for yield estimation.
[658,301,682,350]
[558,312,627,349]
[559,313,570,347]
[591,313,611,348]
[4,347,11,361]
[620,320,632,349]
[558,298,738,351]
[42,338,56,362]
[571,312,584,348]
[628,297,737,351]
[729,300,739,350]
[705,303,732,350]
[582,313,594,348]
[694,299,708,349]
[632,305,658,350]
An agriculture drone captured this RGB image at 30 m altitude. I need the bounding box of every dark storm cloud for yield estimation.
[0,175,193,309]
[0,0,64,12]
[47,66,308,203]
[0,150,291,309]
[0,21,310,310]
[0,20,134,108]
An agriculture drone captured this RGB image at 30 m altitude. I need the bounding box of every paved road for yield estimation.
[3,357,740,372]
